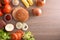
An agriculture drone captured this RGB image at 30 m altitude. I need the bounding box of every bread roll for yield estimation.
[12,7,29,22]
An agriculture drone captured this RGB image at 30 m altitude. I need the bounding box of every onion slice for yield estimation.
[5,24,14,31]
[22,23,28,31]
[16,22,23,29]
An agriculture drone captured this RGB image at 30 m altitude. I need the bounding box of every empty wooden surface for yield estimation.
[27,0,60,40]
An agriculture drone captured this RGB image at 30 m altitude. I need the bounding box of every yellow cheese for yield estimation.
[22,0,30,8]
[27,0,33,6]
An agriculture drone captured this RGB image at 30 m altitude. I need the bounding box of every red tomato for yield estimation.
[0,10,3,16]
[4,0,10,4]
[10,33,19,40]
[10,32,22,40]
[16,33,22,40]
[16,30,24,36]
[3,4,12,13]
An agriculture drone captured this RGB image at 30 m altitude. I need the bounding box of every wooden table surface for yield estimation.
[26,0,60,40]
[1,0,60,40]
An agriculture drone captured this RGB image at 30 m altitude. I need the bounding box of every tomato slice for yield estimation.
[10,32,22,40]
[10,33,19,40]
[15,33,22,40]
[16,30,24,36]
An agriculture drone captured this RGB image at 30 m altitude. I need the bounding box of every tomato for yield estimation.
[10,33,18,40]
[3,4,12,13]
[4,0,10,4]
[10,32,22,40]
[16,30,24,36]
[10,30,24,40]
[0,10,3,16]
[16,33,22,40]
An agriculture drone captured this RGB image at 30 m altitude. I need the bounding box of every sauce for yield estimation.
[4,14,12,22]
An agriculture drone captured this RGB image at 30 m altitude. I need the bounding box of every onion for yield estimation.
[36,0,46,6]
[5,24,14,31]
[32,8,42,16]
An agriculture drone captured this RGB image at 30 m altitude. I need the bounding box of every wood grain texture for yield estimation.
[1,0,60,40]
[26,0,60,40]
